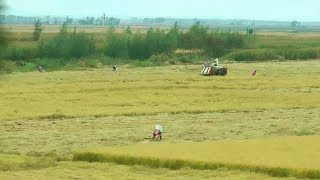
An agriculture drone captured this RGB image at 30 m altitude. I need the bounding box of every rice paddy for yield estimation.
[1,60,319,121]
[74,136,320,179]
[1,160,294,180]
[0,60,319,179]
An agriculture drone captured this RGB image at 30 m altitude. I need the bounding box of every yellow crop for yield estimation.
[75,136,320,179]
[1,60,319,120]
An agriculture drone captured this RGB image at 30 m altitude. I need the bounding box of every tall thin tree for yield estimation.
[0,0,6,48]
[33,19,43,41]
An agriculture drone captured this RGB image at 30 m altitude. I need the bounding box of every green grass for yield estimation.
[246,35,320,49]
[224,48,320,61]
[74,136,320,179]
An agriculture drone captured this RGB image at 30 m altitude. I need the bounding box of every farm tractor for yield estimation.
[201,58,227,76]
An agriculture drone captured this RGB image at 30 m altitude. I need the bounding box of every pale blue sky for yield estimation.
[4,0,320,21]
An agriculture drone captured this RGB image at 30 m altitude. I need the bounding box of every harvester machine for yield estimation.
[201,58,227,76]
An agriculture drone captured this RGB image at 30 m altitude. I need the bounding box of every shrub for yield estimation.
[280,48,318,60]
[0,0,6,48]
[179,23,245,57]
[39,25,96,58]
[33,58,68,71]
[104,22,246,60]
[32,19,43,41]
[148,54,170,62]
[225,49,278,61]
[104,28,130,58]
[128,33,147,59]
[76,58,102,68]
[14,62,38,72]
[224,48,320,62]
[145,28,176,57]
[0,48,38,61]
[0,60,15,74]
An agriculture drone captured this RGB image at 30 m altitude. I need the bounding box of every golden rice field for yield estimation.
[75,136,320,179]
[81,136,320,170]
[0,60,319,179]
[1,60,319,120]
[1,158,293,180]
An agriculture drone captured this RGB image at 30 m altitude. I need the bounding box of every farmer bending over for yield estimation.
[152,129,162,140]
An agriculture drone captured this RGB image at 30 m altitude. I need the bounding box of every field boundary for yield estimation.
[0,153,57,171]
[4,106,316,121]
[73,152,320,179]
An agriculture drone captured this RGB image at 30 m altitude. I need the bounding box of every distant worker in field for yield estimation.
[152,129,162,140]
[152,125,163,141]
[38,66,45,72]
[251,70,257,76]
[112,65,117,71]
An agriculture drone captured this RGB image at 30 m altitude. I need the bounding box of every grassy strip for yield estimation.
[21,109,239,121]
[0,153,56,171]
[22,107,281,121]
[73,152,320,179]
[0,106,312,121]
[224,48,320,61]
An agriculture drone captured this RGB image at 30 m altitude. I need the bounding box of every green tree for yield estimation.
[145,28,173,56]
[86,17,95,25]
[128,33,147,59]
[0,0,6,48]
[102,21,245,60]
[290,20,300,27]
[125,27,132,35]
[60,22,69,34]
[166,22,179,50]
[104,28,129,58]
[38,23,96,58]
[247,28,255,35]
[65,16,73,24]
[0,0,10,74]
[32,19,43,41]
[179,21,209,49]
[107,17,120,27]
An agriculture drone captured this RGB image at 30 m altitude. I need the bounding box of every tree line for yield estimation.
[1,21,246,61]
[0,0,6,48]
[0,15,120,26]
[104,22,245,59]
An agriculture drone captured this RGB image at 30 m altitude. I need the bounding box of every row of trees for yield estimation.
[31,16,120,41]
[105,22,245,59]
[2,21,245,60]
[0,15,120,26]
[79,17,120,26]
[0,0,6,48]
[38,23,95,58]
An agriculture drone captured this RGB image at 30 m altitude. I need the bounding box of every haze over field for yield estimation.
[5,0,320,21]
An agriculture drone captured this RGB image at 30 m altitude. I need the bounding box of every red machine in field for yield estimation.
[201,59,227,76]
